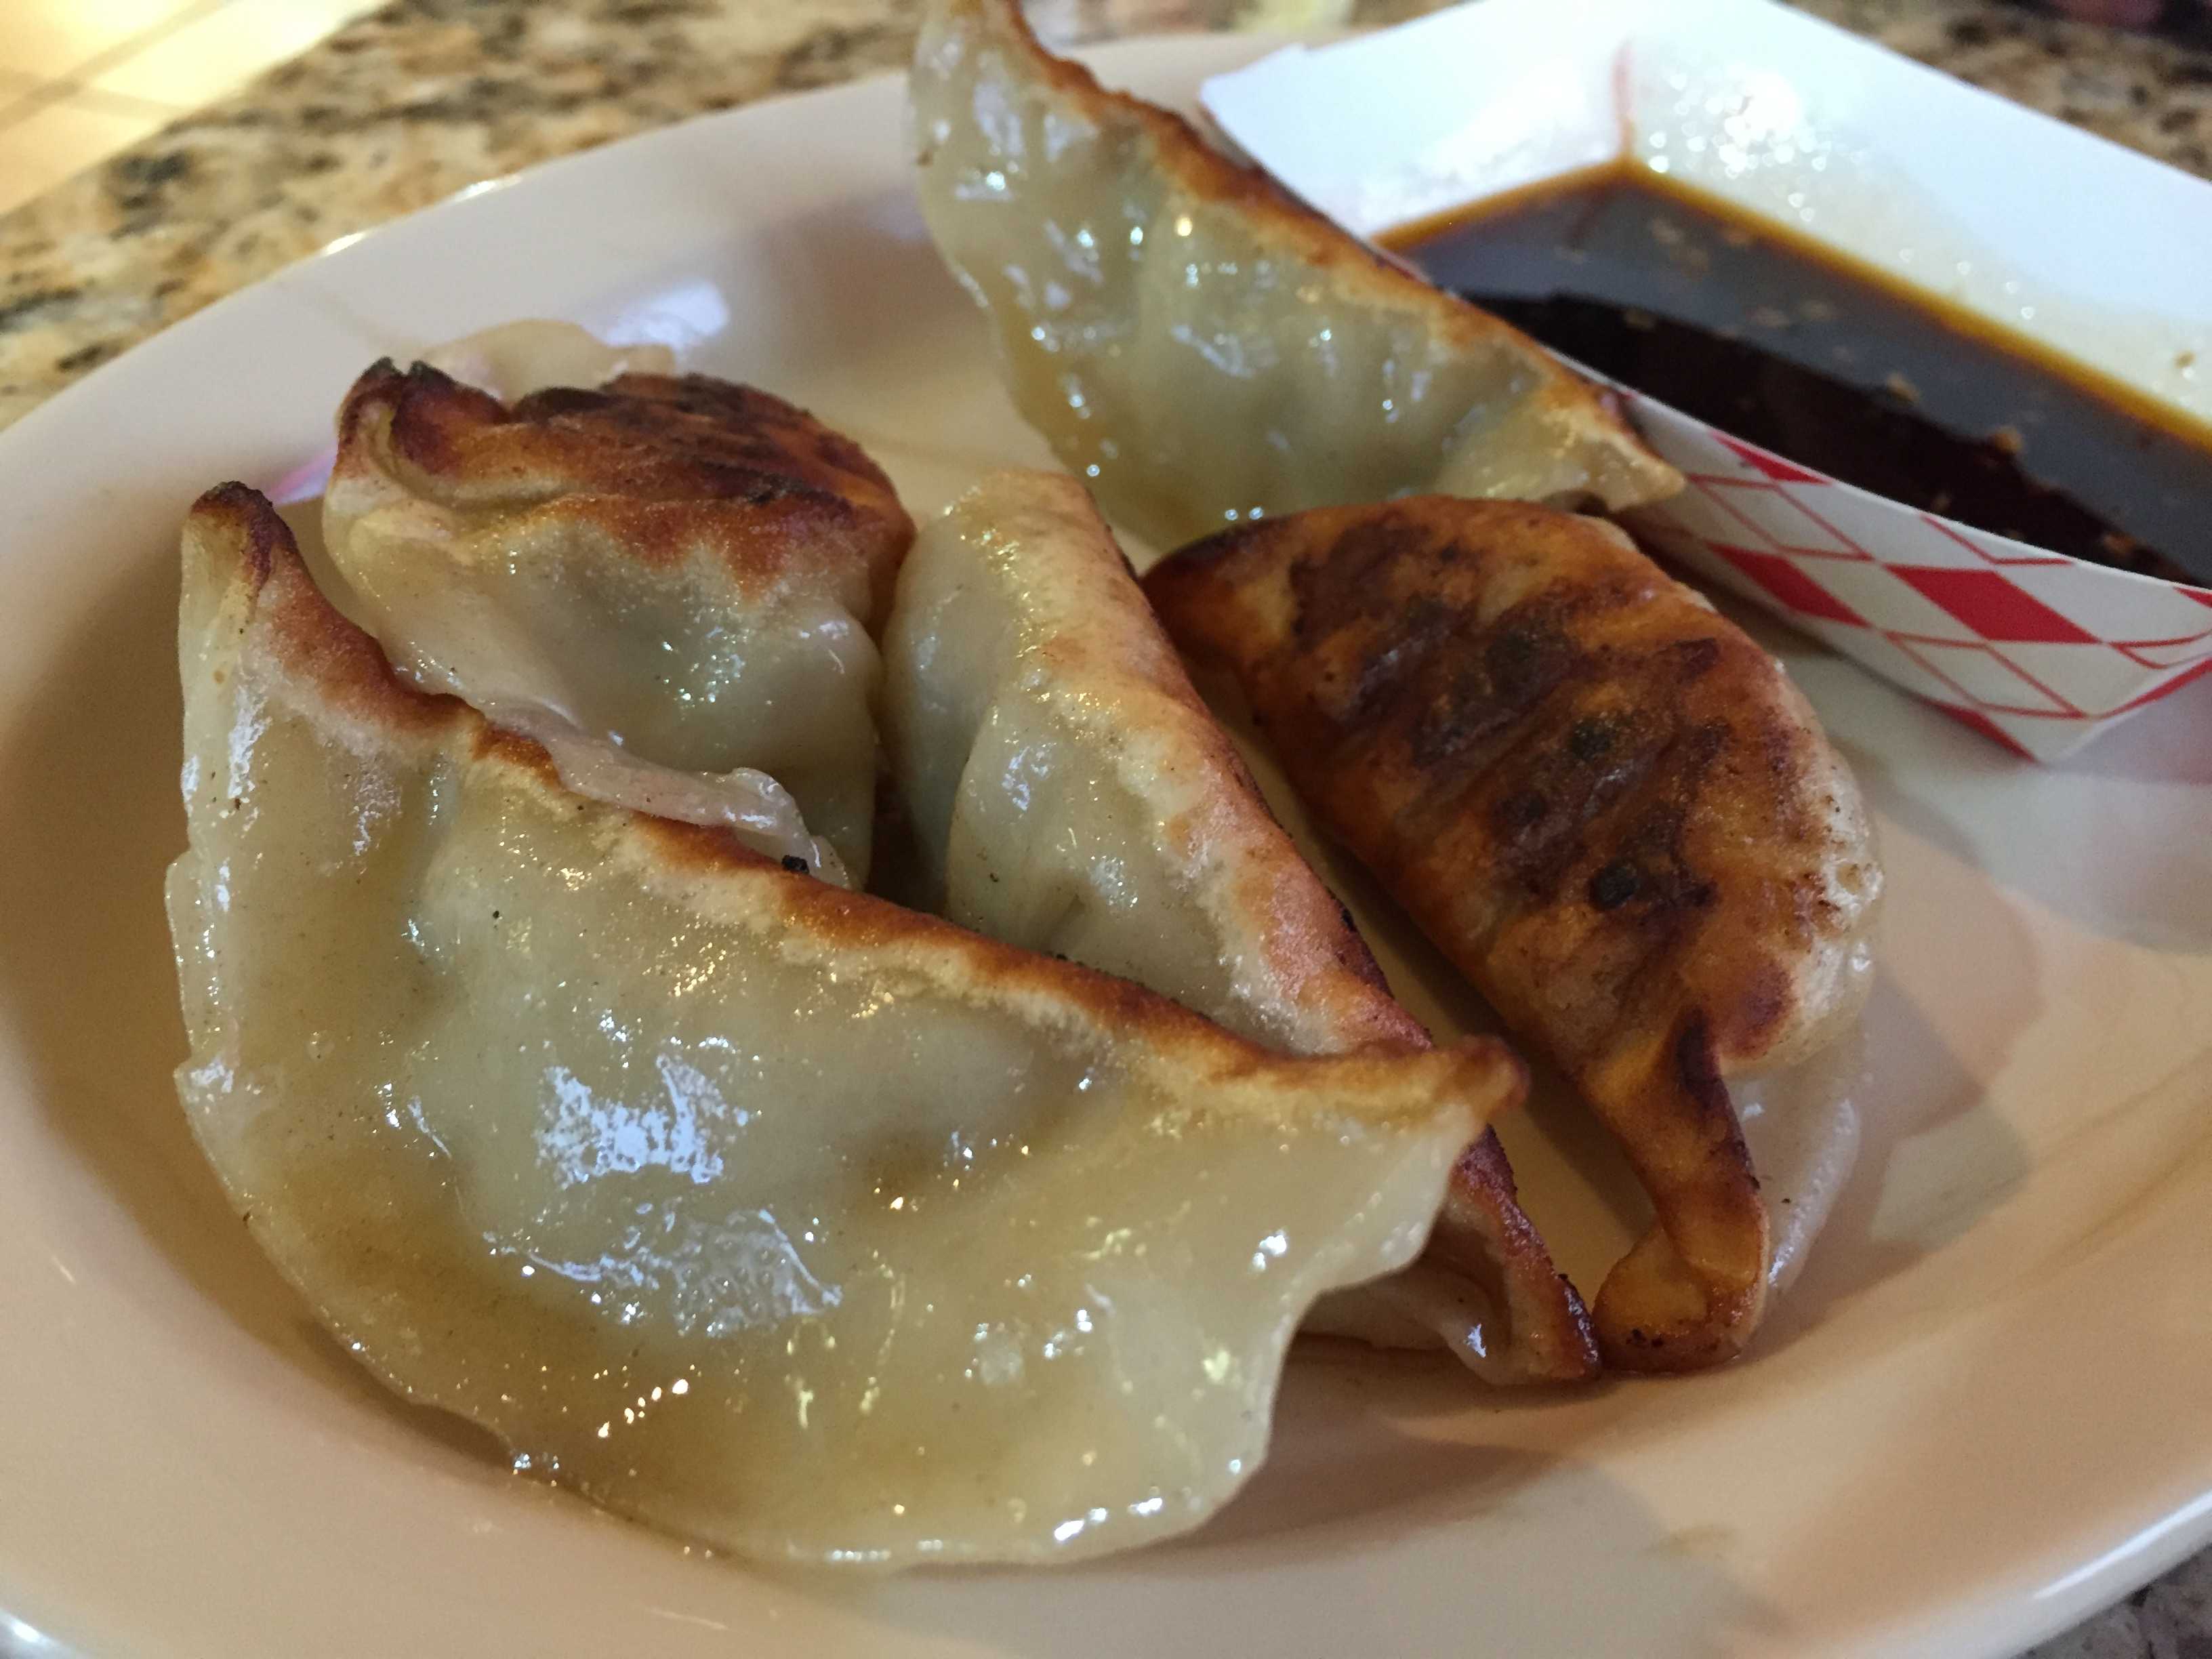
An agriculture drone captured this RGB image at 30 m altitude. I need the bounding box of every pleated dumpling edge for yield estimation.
[909,0,1681,554]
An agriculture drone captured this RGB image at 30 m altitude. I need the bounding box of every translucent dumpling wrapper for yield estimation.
[881,469,1596,1385]
[908,0,1681,552]
[322,359,914,882]
[417,316,678,404]
[167,483,1511,1566]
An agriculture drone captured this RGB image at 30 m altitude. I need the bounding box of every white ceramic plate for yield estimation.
[1,35,2207,1659]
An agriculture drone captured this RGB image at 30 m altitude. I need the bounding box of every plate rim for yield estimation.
[0,28,2205,1659]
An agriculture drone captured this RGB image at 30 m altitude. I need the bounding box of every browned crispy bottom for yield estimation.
[333,360,915,619]
[1145,497,1881,1372]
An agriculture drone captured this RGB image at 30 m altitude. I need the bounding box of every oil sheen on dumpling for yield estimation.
[168,483,1509,1567]
[909,0,1681,552]
[322,359,913,882]
[881,470,1597,1385]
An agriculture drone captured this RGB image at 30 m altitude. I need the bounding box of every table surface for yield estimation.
[0,1,2205,1654]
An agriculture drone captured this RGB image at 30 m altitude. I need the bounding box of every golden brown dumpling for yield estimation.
[1146,497,1881,1371]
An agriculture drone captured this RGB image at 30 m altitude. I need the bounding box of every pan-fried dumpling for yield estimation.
[909,0,1680,552]
[1145,498,1881,1371]
[882,469,1595,1385]
[168,483,1508,1566]
[322,360,912,881]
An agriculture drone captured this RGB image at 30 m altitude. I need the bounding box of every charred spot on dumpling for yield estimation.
[1340,598,1454,731]
[1586,859,1642,911]
[1481,605,1580,704]
[1567,713,1620,763]
[1494,788,1549,836]
[1409,659,1559,785]
[1670,636,1724,682]
[1290,512,1429,628]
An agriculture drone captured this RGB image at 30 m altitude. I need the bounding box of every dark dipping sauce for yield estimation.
[1388,166,2212,590]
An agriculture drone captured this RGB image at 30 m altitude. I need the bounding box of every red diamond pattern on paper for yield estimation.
[1787,621,1961,703]
[1889,567,2101,644]
[1715,435,1824,484]
[1712,546,1868,626]
[1609,386,2212,762]
[1929,519,2073,568]
[1658,476,1786,550]
[1938,705,2038,758]
[1797,559,1988,641]
[2118,632,2212,671]
[1639,414,1774,483]
[1887,637,2077,714]
[1999,560,2212,642]
[1999,642,2197,715]
[1842,507,2005,571]
[2115,656,2212,714]
[1693,478,1864,556]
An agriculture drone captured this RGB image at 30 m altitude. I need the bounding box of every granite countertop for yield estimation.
[1,0,2210,432]
[0,0,2205,1653]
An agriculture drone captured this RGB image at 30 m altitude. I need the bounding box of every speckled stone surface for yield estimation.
[0,1,2203,1652]
[3,0,2211,435]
